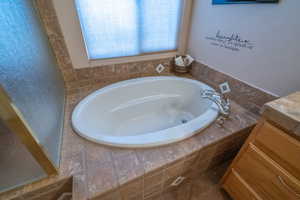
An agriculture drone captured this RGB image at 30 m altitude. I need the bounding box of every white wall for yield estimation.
[188,0,300,96]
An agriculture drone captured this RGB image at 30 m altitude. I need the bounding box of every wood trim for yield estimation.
[227,169,263,200]
[0,86,58,175]
[178,0,194,55]
[89,51,177,67]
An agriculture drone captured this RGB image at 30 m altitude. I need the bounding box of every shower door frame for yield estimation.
[0,86,58,175]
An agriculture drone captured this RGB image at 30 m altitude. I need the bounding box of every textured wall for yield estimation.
[188,0,300,96]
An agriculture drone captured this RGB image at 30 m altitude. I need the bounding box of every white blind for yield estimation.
[75,0,182,59]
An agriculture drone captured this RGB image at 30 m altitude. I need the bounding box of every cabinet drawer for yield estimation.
[235,144,300,200]
[253,122,300,179]
[223,169,261,200]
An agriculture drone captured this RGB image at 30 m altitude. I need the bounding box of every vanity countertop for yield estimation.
[262,91,300,139]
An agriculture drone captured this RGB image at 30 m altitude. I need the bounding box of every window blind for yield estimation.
[75,0,182,59]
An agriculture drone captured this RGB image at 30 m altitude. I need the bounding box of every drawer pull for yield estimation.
[278,176,300,197]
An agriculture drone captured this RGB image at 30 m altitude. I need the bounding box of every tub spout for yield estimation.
[200,90,230,118]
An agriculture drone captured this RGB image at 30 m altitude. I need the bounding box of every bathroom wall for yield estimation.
[0,0,65,169]
[188,0,300,96]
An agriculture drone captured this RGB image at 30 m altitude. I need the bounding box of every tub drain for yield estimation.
[181,119,188,124]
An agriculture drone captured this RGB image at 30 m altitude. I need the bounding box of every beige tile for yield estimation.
[144,193,163,200]
[60,151,85,177]
[119,178,143,200]
[163,160,185,190]
[136,149,166,173]
[178,136,204,156]
[113,152,144,184]
[221,102,257,134]
[72,173,88,200]
[144,170,164,190]
[110,147,135,158]
[162,192,176,200]
[123,193,143,200]
[191,187,231,200]
[84,142,113,164]
[164,160,185,180]
[158,144,186,166]
[162,161,232,200]
[181,152,199,174]
[144,184,163,199]
[86,160,119,198]
[190,144,218,174]
[91,190,122,200]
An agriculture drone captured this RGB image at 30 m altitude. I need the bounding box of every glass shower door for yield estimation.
[0,0,65,192]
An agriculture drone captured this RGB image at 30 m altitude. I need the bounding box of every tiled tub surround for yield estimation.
[191,62,277,115]
[0,84,258,200]
[66,92,258,200]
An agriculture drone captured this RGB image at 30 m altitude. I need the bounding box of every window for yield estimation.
[76,0,183,59]
[52,0,192,68]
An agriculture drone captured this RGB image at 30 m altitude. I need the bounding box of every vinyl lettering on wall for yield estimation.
[205,30,254,52]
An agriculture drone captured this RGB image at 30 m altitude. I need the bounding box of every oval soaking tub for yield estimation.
[72,76,219,148]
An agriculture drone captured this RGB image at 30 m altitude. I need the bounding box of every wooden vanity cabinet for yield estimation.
[221,120,300,200]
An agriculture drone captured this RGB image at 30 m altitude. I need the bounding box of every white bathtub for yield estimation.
[72,76,219,148]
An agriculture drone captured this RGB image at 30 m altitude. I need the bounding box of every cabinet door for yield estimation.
[235,144,300,200]
[223,169,262,200]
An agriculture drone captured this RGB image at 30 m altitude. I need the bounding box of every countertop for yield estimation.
[262,91,300,139]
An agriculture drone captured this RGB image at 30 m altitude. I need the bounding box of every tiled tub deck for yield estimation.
[0,76,258,200]
[68,88,258,200]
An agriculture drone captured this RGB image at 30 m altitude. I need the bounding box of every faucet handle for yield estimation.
[200,89,220,97]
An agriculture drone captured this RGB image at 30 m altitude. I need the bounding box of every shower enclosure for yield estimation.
[0,0,65,192]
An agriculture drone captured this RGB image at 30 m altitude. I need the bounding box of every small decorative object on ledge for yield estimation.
[174,55,194,73]
[213,0,279,4]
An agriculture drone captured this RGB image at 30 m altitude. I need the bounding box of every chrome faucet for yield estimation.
[200,90,230,118]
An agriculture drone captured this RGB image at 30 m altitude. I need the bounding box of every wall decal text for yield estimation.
[205,30,254,52]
